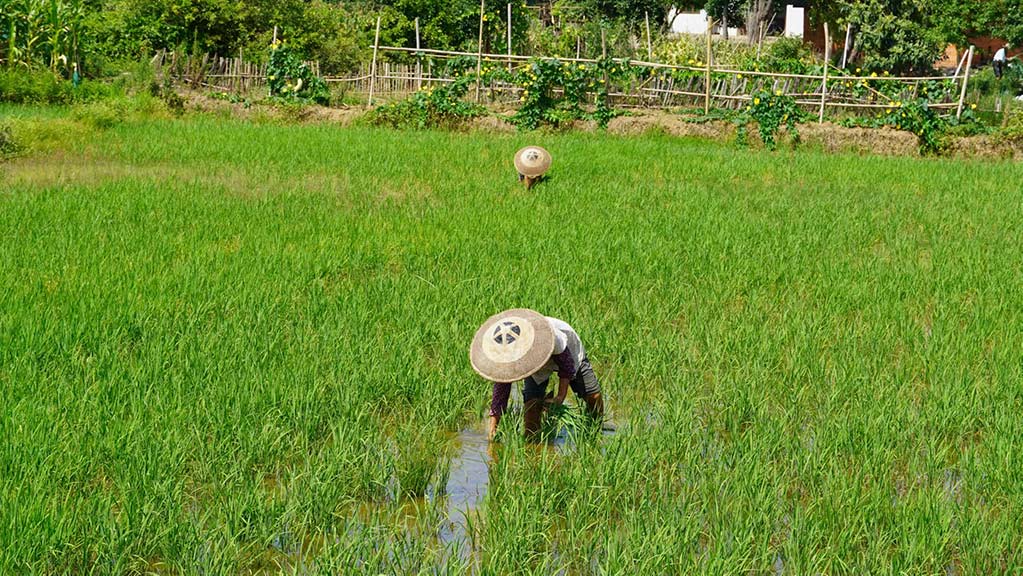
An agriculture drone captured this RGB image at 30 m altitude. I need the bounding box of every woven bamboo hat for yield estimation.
[469,308,555,382]
[513,146,552,177]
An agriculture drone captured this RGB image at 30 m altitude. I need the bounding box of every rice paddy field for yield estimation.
[3,110,1023,575]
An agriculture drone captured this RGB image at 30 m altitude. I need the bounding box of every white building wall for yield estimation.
[669,9,708,35]
[669,5,803,38]
[784,5,805,38]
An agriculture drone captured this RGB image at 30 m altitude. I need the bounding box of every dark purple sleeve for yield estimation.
[553,350,576,379]
[490,382,512,417]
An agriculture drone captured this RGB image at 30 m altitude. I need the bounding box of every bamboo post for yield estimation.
[475,0,486,103]
[841,23,851,69]
[704,18,712,114]
[415,18,422,91]
[368,17,381,106]
[507,3,513,72]
[956,45,974,120]
[819,23,830,123]
[645,12,652,60]
[953,49,968,81]
[601,27,607,59]
[269,27,278,97]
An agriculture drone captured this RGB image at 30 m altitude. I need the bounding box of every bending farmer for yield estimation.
[469,308,604,440]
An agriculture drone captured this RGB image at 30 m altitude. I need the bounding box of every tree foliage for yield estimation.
[5,0,1022,80]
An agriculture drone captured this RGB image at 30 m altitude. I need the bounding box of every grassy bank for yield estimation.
[2,115,1023,574]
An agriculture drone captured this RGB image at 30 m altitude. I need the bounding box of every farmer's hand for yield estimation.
[545,377,570,406]
[545,393,566,407]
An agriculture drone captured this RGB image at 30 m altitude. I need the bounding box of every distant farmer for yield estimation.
[514,146,551,190]
[994,44,1009,79]
[469,308,604,441]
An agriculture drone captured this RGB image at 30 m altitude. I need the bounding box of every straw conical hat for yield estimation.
[513,146,552,177]
[469,309,555,382]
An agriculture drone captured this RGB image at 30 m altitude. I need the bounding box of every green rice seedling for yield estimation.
[2,113,1023,574]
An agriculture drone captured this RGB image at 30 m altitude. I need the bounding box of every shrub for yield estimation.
[0,69,116,105]
[267,42,330,105]
[761,37,818,75]
[488,57,632,130]
[369,58,484,129]
[0,122,22,159]
[737,89,805,150]
[999,109,1023,144]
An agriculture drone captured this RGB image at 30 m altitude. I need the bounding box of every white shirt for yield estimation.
[529,317,586,382]
[995,48,1007,62]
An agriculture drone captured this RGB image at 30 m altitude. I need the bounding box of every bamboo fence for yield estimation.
[156,41,974,118]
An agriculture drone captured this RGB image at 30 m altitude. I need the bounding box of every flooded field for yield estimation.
[3,117,1023,573]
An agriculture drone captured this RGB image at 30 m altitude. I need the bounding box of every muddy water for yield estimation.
[438,425,492,561]
[262,415,619,572]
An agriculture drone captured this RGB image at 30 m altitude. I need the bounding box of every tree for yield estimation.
[704,0,744,39]
[806,0,946,74]
[744,0,771,45]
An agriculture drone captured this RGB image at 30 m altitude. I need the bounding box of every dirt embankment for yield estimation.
[180,91,365,125]
[179,90,1023,160]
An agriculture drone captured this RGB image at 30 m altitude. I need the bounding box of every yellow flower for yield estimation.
[775,90,783,96]
[737,74,743,79]
[754,97,761,105]
[971,103,977,110]
[579,64,586,70]
[520,96,526,101]
[856,67,862,73]
[870,72,878,77]
[895,101,902,107]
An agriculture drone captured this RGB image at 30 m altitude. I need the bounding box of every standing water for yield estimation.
[438,425,491,562]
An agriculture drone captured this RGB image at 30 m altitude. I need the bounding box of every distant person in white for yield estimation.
[994,44,1009,79]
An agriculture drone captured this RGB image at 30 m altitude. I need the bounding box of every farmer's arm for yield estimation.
[488,382,512,440]
[547,350,575,405]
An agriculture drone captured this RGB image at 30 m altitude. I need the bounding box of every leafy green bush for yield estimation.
[0,69,115,104]
[370,58,484,129]
[998,109,1023,144]
[737,89,805,150]
[761,37,818,75]
[655,35,760,70]
[889,99,952,154]
[266,42,330,105]
[487,57,632,130]
[0,122,22,159]
[839,97,987,155]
